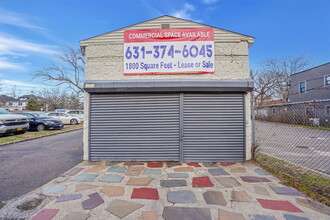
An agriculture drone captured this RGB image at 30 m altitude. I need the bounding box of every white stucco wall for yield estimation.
[85,41,250,81]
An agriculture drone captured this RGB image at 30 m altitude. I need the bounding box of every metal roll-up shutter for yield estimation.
[183,93,245,162]
[89,93,180,161]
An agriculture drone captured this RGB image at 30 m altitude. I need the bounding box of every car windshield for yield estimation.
[35,113,51,119]
[0,108,9,114]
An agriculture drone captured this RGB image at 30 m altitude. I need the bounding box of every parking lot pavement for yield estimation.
[0,129,83,202]
[256,121,330,176]
[1,161,329,220]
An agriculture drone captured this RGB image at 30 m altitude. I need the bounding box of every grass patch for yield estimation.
[254,153,330,206]
[0,124,83,145]
[255,120,330,131]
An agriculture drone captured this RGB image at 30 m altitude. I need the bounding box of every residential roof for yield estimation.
[291,62,330,76]
[0,95,18,102]
[19,94,43,99]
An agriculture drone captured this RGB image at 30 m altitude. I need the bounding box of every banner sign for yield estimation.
[124,28,215,75]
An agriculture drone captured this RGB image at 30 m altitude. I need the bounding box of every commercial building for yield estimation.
[81,15,254,162]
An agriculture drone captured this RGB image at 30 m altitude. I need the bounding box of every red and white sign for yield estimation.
[123,28,215,75]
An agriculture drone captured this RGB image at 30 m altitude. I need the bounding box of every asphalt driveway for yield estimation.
[255,121,330,176]
[0,129,83,202]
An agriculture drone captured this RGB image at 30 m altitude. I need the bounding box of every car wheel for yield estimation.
[70,119,78,125]
[37,124,46,131]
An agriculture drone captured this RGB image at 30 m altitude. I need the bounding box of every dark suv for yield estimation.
[17,113,64,131]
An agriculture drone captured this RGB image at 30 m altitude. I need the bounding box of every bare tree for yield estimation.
[32,46,85,98]
[252,69,276,105]
[259,55,311,101]
[253,55,311,104]
[7,85,21,98]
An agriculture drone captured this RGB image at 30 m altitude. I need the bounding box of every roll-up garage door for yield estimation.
[183,94,245,162]
[89,94,180,161]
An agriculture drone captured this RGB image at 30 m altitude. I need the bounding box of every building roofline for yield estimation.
[80,15,254,44]
[291,62,330,76]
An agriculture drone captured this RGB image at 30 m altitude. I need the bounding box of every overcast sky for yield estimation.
[0,0,329,93]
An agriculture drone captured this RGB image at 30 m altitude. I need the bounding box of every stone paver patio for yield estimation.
[8,161,330,220]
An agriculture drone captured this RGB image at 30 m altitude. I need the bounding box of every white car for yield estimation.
[47,112,82,125]
[66,110,84,121]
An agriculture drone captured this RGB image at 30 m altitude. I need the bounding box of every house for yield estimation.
[255,63,330,127]
[289,62,330,103]
[0,94,43,111]
[81,15,255,162]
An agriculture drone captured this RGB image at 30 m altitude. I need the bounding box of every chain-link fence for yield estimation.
[253,100,330,205]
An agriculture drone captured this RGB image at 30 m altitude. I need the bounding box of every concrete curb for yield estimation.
[0,127,83,147]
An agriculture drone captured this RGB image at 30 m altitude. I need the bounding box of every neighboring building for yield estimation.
[255,63,330,127]
[289,62,330,103]
[81,15,255,162]
[0,94,43,111]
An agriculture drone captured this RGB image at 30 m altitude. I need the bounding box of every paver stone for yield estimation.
[143,169,162,175]
[248,214,276,220]
[138,211,157,220]
[257,198,303,212]
[31,209,59,220]
[105,161,119,166]
[296,198,330,215]
[99,174,123,183]
[193,176,214,187]
[203,162,218,167]
[106,199,144,218]
[163,206,211,220]
[124,162,144,166]
[254,186,270,196]
[75,184,97,192]
[107,166,126,173]
[283,214,309,220]
[161,180,187,188]
[218,209,245,220]
[61,212,90,220]
[126,167,144,176]
[66,167,84,176]
[73,174,98,182]
[174,167,194,172]
[168,190,197,203]
[216,177,241,188]
[131,188,159,200]
[203,191,226,206]
[56,194,82,203]
[82,192,104,210]
[168,173,188,178]
[101,186,125,196]
[231,191,251,202]
[43,185,66,195]
[241,176,271,182]
[270,186,302,196]
[230,167,246,173]
[84,166,106,172]
[208,168,229,176]
[186,162,201,167]
[147,162,163,168]
[219,162,236,167]
[166,162,181,168]
[127,178,153,186]
[55,176,69,183]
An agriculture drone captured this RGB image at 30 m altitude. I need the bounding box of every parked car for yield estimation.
[66,110,84,121]
[54,109,69,113]
[16,112,64,131]
[46,112,82,125]
[0,108,29,136]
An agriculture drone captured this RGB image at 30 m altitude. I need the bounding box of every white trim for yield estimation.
[299,80,306,94]
[324,75,330,86]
